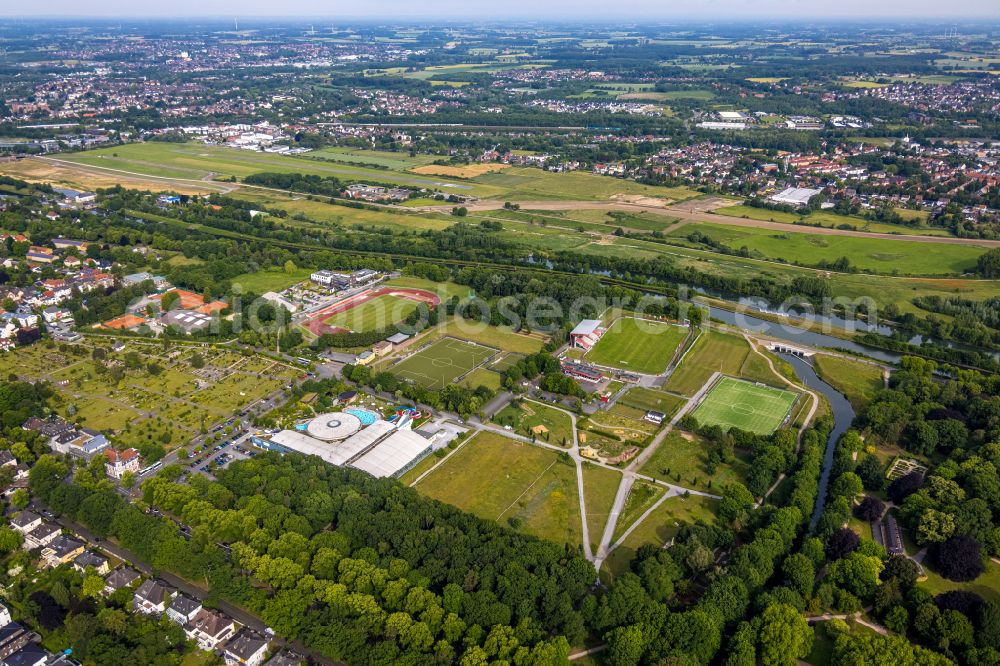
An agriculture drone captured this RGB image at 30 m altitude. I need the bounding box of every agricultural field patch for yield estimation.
[410,163,512,178]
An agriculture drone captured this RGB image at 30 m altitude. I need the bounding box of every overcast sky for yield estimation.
[7,0,1000,19]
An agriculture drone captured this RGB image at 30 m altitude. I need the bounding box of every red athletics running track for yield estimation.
[302,287,440,336]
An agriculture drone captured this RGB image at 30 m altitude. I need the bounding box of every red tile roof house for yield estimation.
[104,448,140,479]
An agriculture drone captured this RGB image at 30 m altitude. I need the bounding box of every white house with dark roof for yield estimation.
[224,629,270,666]
[133,579,174,615]
[166,595,202,626]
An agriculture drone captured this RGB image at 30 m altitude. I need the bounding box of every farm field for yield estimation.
[664,330,750,396]
[812,354,886,410]
[585,318,688,374]
[669,222,981,275]
[415,431,582,546]
[639,430,750,491]
[411,163,511,178]
[689,376,798,435]
[322,293,420,333]
[493,399,575,447]
[391,337,497,390]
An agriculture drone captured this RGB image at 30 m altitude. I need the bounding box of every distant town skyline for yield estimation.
[7,0,1000,19]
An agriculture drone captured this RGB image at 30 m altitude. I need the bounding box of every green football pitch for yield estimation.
[584,317,688,375]
[392,337,498,390]
[689,376,797,435]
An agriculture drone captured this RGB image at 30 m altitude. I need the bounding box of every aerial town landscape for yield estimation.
[0,6,998,666]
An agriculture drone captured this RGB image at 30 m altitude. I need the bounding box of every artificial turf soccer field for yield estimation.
[584,317,688,374]
[689,376,798,435]
[392,337,498,390]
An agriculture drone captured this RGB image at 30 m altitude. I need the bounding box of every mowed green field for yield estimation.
[417,431,582,546]
[323,294,420,333]
[690,376,798,434]
[585,318,688,374]
[671,222,982,275]
[392,337,497,389]
[470,166,702,202]
[664,330,750,396]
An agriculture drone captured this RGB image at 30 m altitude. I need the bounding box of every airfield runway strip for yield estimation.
[415,199,1000,247]
[29,156,1000,247]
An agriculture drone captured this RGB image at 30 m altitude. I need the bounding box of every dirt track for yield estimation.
[414,200,1000,248]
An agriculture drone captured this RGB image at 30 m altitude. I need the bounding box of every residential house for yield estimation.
[41,307,71,324]
[9,512,41,535]
[24,247,54,264]
[263,652,304,666]
[51,428,109,460]
[3,642,49,666]
[41,535,85,568]
[103,567,141,596]
[224,630,269,666]
[22,523,59,551]
[0,603,10,628]
[185,609,236,650]
[104,448,140,479]
[0,624,30,662]
[166,595,202,626]
[22,417,74,447]
[133,579,174,615]
[73,550,110,576]
[51,239,88,253]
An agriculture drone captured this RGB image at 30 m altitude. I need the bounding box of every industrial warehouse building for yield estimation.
[254,412,434,478]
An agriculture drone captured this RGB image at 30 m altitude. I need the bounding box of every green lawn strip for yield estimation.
[602,494,720,580]
[582,462,624,554]
[618,387,686,417]
[232,268,313,294]
[612,481,666,543]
